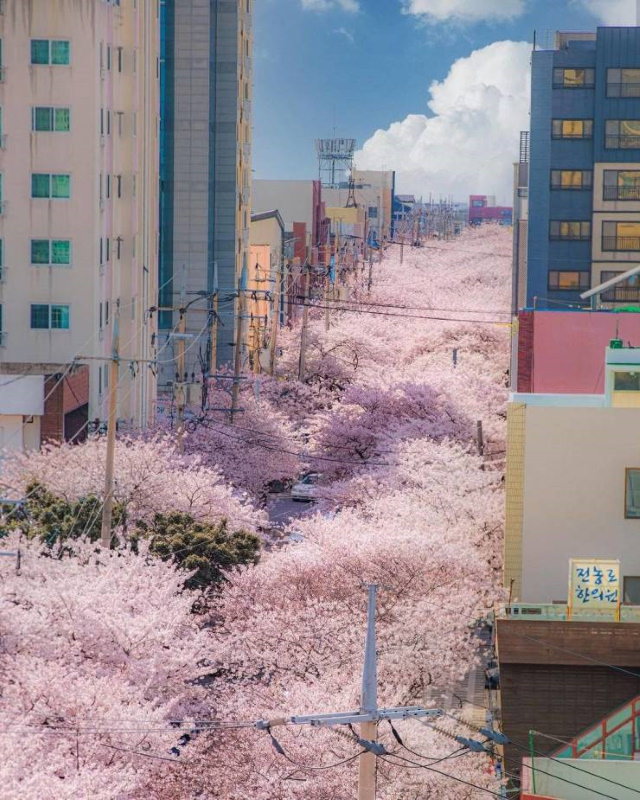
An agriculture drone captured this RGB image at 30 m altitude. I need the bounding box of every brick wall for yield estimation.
[517,311,534,392]
[41,375,64,443]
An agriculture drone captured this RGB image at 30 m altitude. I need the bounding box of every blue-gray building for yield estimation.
[526,28,640,309]
[159,0,253,386]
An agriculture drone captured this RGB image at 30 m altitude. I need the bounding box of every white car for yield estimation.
[291,473,321,502]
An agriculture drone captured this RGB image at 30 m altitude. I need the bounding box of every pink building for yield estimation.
[469,195,512,226]
[517,310,640,393]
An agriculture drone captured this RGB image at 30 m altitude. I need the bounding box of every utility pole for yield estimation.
[230,277,245,423]
[100,303,120,549]
[270,260,283,375]
[359,584,378,800]
[175,309,187,452]
[298,267,310,382]
[209,262,219,376]
[254,584,442,799]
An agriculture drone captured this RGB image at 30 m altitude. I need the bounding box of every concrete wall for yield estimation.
[514,404,640,602]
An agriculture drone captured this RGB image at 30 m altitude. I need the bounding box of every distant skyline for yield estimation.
[253,0,639,202]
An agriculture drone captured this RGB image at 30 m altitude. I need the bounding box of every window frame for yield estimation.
[30,238,72,267]
[602,221,640,252]
[30,303,70,330]
[603,169,640,201]
[625,468,640,519]
[549,221,591,241]
[607,68,640,98]
[551,119,593,140]
[32,106,71,132]
[30,39,71,66]
[547,270,590,291]
[623,576,640,605]
[550,170,593,190]
[553,67,595,88]
[31,173,71,199]
[601,270,640,302]
[605,119,640,150]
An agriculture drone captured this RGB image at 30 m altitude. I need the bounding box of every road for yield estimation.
[267,494,315,528]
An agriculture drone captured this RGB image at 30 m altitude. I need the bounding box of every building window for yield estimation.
[603,169,640,201]
[550,170,592,190]
[32,107,70,132]
[31,173,71,199]
[30,303,70,329]
[549,221,591,240]
[548,271,590,290]
[605,120,640,149]
[602,221,640,251]
[601,270,640,302]
[31,239,71,266]
[30,39,70,66]
[551,119,593,139]
[626,469,640,518]
[553,68,595,88]
[615,371,640,391]
[368,206,378,219]
[623,576,640,604]
[607,68,640,98]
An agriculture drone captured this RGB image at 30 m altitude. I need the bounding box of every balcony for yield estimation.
[607,82,640,97]
[602,236,640,252]
[606,134,640,149]
[603,185,640,201]
[501,602,640,622]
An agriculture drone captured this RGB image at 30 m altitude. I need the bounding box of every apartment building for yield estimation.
[526,27,640,308]
[0,0,159,448]
[158,0,253,386]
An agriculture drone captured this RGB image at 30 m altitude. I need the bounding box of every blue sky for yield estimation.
[252,0,635,200]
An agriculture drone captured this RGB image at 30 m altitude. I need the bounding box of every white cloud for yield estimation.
[300,0,359,12]
[402,0,525,23]
[577,0,637,24]
[334,27,355,43]
[355,41,531,203]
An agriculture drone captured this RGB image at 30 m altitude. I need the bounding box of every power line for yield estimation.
[292,299,511,326]
[379,752,504,798]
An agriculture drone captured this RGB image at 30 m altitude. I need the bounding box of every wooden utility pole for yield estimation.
[298,267,310,382]
[230,279,244,422]
[269,262,283,376]
[100,303,120,549]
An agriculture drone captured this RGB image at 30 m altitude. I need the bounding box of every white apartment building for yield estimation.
[0,0,159,451]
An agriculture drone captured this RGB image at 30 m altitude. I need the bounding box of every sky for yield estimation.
[252,0,640,203]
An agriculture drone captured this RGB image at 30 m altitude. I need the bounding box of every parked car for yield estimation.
[291,472,321,502]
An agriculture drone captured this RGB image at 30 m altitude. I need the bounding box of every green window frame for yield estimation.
[30,303,70,330]
[31,173,71,199]
[31,239,71,266]
[30,39,70,66]
[32,107,70,132]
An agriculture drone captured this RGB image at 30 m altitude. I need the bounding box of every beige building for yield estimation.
[248,210,284,373]
[0,0,159,447]
[322,169,395,241]
[505,345,640,605]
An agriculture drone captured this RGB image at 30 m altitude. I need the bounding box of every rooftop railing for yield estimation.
[500,603,640,622]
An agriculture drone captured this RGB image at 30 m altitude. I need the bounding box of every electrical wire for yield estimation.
[292,299,512,326]
[379,752,505,798]
[387,721,469,766]
[313,296,512,318]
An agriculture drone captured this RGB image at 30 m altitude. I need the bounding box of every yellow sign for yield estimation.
[568,559,620,614]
